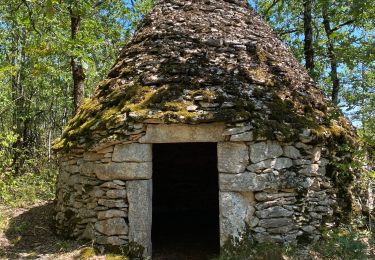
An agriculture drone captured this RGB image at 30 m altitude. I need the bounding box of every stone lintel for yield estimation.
[139,123,226,143]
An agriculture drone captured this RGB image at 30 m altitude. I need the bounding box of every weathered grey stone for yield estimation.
[311,147,322,162]
[219,173,277,191]
[83,152,104,161]
[65,165,80,174]
[112,143,152,162]
[302,225,316,233]
[88,187,105,198]
[100,181,123,189]
[223,124,253,135]
[283,146,301,159]
[255,206,294,218]
[299,129,313,143]
[293,159,312,165]
[98,199,127,208]
[230,131,254,142]
[96,236,127,245]
[247,158,292,172]
[106,189,127,198]
[219,191,255,245]
[127,180,152,257]
[218,142,249,173]
[81,162,152,180]
[299,164,319,175]
[250,141,283,163]
[254,233,283,243]
[255,192,296,201]
[97,209,127,220]
[113,180,126,185]
[96,146,114,154]
[267,225,296,234]
[258,218,293,228]
[139,123,225,143]
[81,223,96,240]
[95,217,128,236]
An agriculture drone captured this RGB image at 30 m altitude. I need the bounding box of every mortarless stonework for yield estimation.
[54,0,359,257]
[55,122,337,255]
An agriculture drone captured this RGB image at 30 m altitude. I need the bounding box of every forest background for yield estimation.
[0,0,373,206]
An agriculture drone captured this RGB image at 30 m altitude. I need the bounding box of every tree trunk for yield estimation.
[303,0,315,77]
[70,8,85,112]
[322,5,340,104]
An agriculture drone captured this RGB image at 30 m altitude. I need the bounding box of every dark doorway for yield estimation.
[152,143,220,259]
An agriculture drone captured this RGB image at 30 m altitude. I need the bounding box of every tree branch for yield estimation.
[264,0,281,16]
[330,19,355,33]
[20,0,41,36]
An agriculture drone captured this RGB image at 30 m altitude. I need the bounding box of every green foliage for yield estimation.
[0,164,57,207]
[313,225,369,259]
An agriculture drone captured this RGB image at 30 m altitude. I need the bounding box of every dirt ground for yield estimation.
[0,201,88,260]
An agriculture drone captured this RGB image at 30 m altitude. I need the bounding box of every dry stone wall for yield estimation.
[55,122,337,255]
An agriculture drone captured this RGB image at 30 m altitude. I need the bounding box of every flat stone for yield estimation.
[112,143,152,162]
[293,159,312,165]
[250,141,283,163]
[299,164,319,175]
[267,225,296,234]
[223,124,253,135]
[81,162,152,181]
[219,191,256,245]
[96,236,127,245]
[106,189,127,198]
[127,180,152,257]
[83,152,104,161]
[80,224,96,240]
[283,146,301,159]
[100,182,123,189]
[230,131,254,142]
[218,142,249,173]
[97,209,127,220]
[187,105,198,111]
[113,180,126,185]
[96,146,114,154]
[219,172,277,191]
[247,157,292,172]
[255,192,296,201]
[139,123,225,143]
[311,147,322,162]
[88,187,105,198]
[94,217,128,236]
[255,206,294,218]
[258,218,293,228]
[98,199,127,208]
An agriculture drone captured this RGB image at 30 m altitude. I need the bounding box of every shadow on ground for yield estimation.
[0,201,85,259]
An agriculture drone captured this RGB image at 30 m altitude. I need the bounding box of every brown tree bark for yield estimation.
[322,5,340,105]
[303,0,315,77]
[70,8,85,112]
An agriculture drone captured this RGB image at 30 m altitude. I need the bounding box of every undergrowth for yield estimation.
[217,223,374,260]
[0,161,57,207]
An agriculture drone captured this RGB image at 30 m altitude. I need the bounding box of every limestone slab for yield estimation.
[250,141,283,163]
[127,180,152,257]
[219,191,255,245]
[218,142,249,173]
[219,172,277,191]
[139,123,225,143]
[81,162,152,181]
[94,217,128,236]
[97,209,127,220]
[112,143,152,162]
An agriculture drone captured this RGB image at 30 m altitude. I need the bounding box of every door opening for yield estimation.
[152,143,220,259]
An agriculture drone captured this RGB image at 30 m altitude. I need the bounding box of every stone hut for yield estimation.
[53,0,357,257]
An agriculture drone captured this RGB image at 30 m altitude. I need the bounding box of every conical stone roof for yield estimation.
[54,0,355,150]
